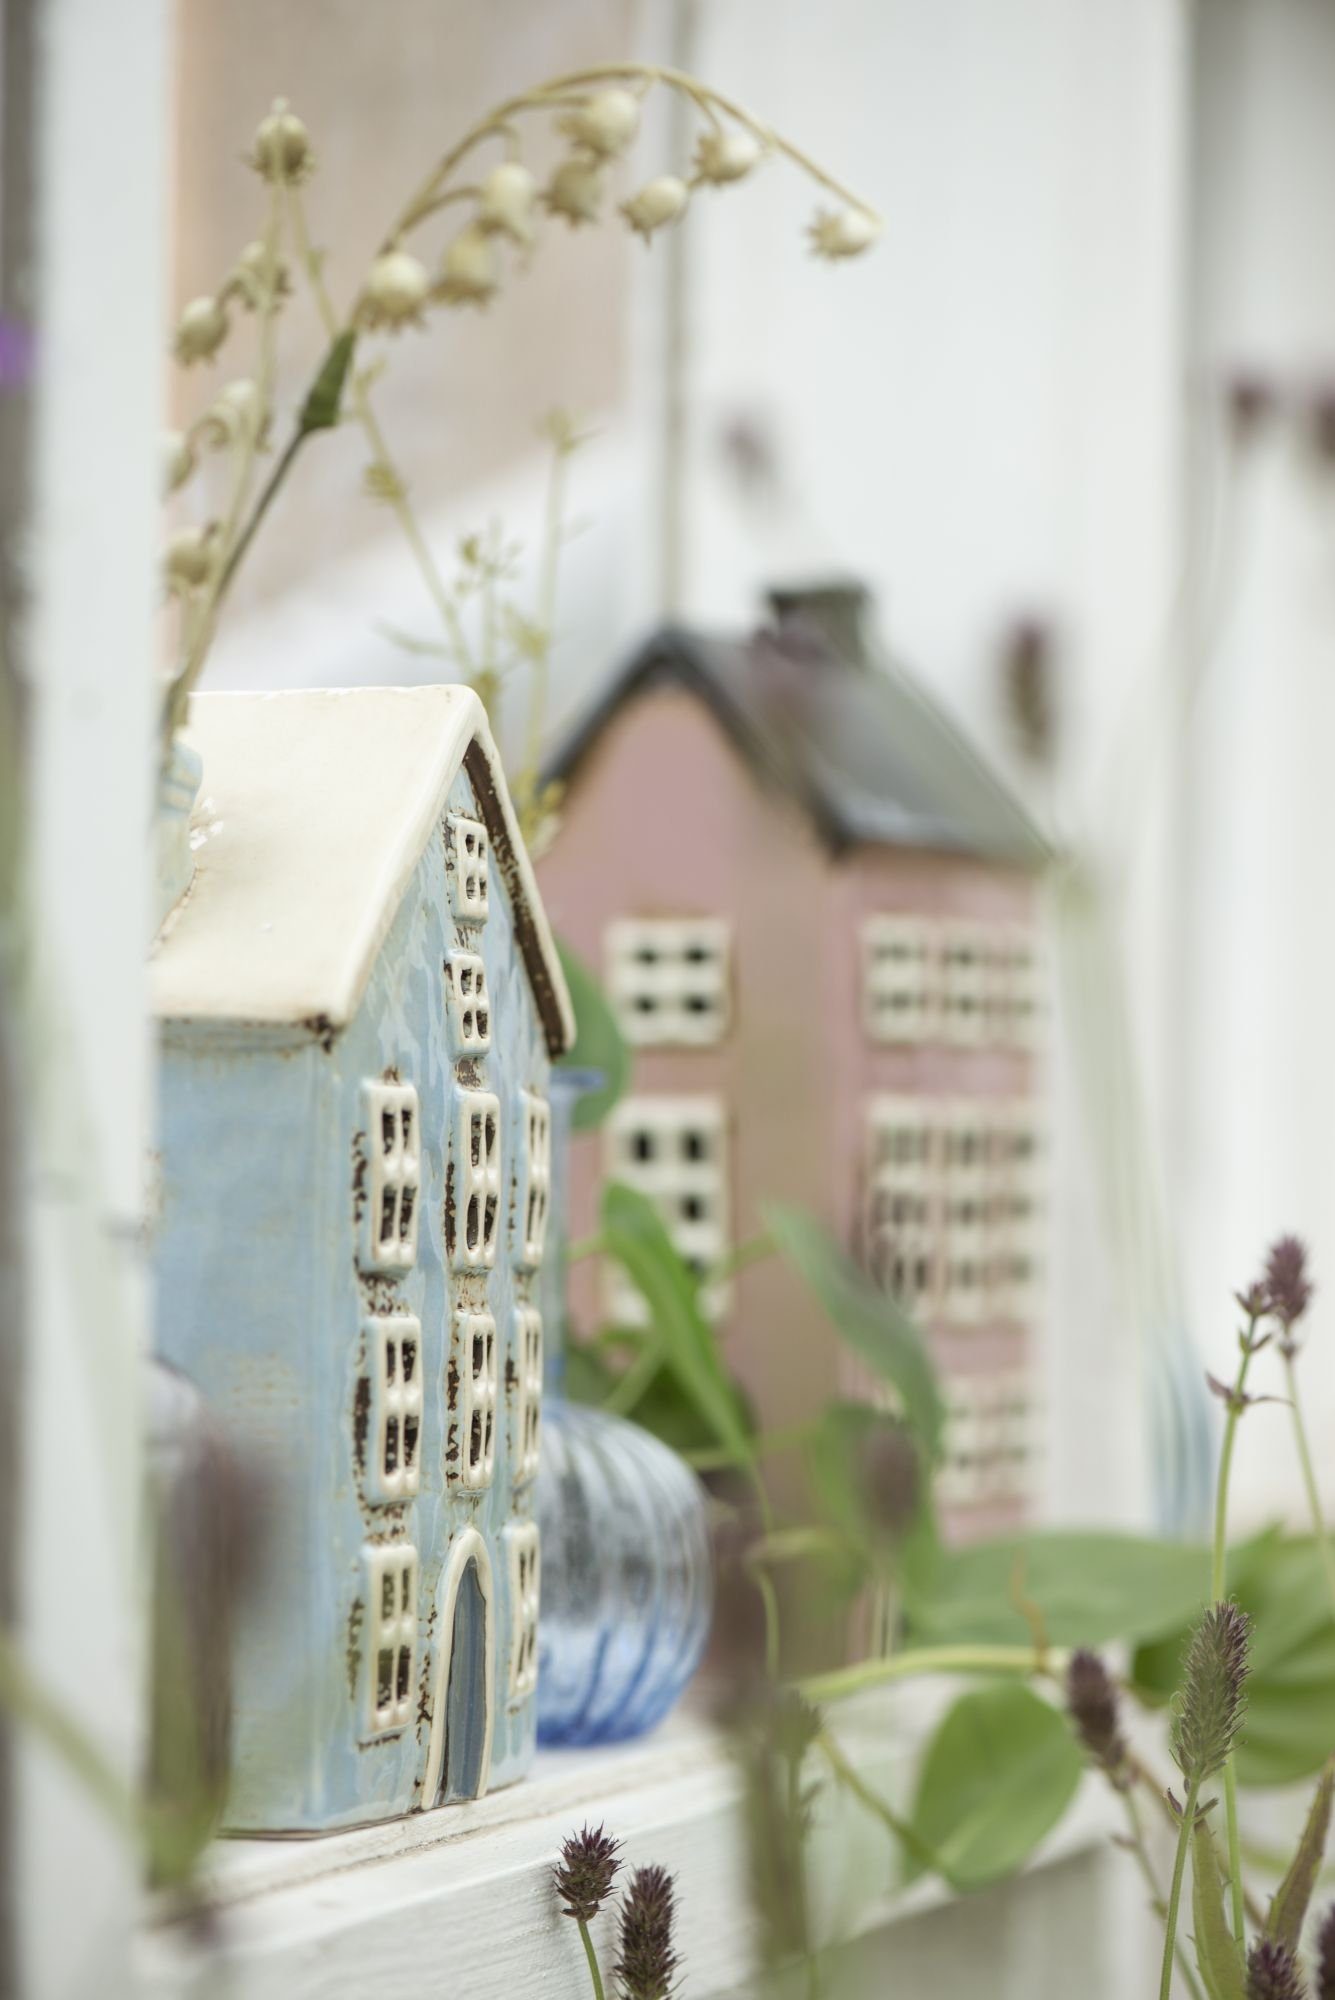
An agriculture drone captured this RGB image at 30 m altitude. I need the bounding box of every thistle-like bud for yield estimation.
[435,226,498,308]
[1265,1235,1314,1337]
[621,176,689,242]
[1066,1649,1130,1787]
[164,525,217,593]
[477,161,537,247]
[857,1418,921,1543]
[173,295,229,366]
[563,87,640,159]
[544,156,605,229]
[615,1863,679,2000]
[162,430,196,496]
[250,98,312,184]
[1316,1901,1335,2000]
[357,249,431,331]
[807,205,881,260]
[693,128,764,185]
[1247,1938,1308,2000]
[553,1822,622,1924]
[1170,1601,1251,1787]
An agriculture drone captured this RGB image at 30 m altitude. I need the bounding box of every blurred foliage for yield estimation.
[556,936,630,1132]
[905,1682,1083,1892]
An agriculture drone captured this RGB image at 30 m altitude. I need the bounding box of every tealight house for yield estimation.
[152,686,572,1834]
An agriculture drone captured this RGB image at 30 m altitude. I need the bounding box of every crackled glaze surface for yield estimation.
[156,711,563,1834]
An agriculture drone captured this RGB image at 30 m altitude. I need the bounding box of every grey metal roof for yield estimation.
[545,593,1048,867]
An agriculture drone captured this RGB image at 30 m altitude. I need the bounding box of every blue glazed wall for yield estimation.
[156,763,549,1832]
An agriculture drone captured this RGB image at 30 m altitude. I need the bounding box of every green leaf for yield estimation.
[1191,1815,1246,2000]
[906,1683,1083,1892]
[555,939,630,1131]
[763,1204,944,1458]
[600,1181,752,1464]
[1266,1758,1334,1951]
[1133,1538,1335,1789]
[298,329,356,433]
[904,1531,1209,1652]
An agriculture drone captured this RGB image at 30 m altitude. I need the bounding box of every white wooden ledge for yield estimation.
[138,1684,1119,1999]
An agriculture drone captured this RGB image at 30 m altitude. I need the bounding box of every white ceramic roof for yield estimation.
[151,686,575,1054]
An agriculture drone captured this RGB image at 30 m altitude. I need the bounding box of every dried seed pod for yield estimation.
[435,227,498,308]
[553,1822,622,1924]
[1171,1600,1251,1787]
[621,175,689,242]
[477,161,537,246]
[807,205,881,260]
[164,525,216,593]
[358,249,431,331]
[694,128,764,185]
[544,155,605,229]
[162,431,196,496]
[173,295,229,366]
[250,98,312,184]
[564,87,640,159]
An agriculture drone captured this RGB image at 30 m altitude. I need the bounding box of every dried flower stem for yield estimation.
[385,63,877,245]
[1210,1314,1260,1946]
[282,185,476,677]
[514,428,575,833]
[1282,1350,1335,1618]
[1159,1778,1202,2000]
[165,182,285,738]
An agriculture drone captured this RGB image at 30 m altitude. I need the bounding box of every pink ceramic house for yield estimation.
[539,585,1048,1534]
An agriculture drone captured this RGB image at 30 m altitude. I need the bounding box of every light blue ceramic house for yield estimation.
[151,686,573,1833]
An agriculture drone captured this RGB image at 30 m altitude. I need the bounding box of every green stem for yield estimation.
[750,1470,783,1681]
[576,1915,606,2000]
[1283,1350,1335,1618]
[1123,1785,1207,2000]
[1210,1320,1256,1944]
[798,1643,1054,1705]
[818,1729,943,1876]
[601,1338,663,1417]
[1159,1779,1200,2000]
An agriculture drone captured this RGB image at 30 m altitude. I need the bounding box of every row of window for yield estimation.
[601,913,1041,1052]
[862,915,1040,1048]
[864,1095,1042,1322]
[360,1079,550,1278]
[363,1306,542,1505]
[363,1523,538,1738]
[603,1096,729,1322]
[935,1372,1035,1510]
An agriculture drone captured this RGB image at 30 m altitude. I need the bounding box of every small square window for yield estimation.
[864,1096,940,1313]
[505,1521,540,1703]
[515,1092,551,1271]
[513,1304,542,1487]
[448,1311,497,1491]
[444,950,492,1057]
[358,1081,421,1274]
[862,916,935,1044]
[449,1089,502,1272]
[606,918,731,1047]
[360,1315,424,1506]
[363,1543,417,1737]
[605,1097,729,1324]
[446,812,490,925]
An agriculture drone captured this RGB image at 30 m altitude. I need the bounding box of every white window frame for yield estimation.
[862,915,935,1044]
[444,950,491,1057]
[505,1521,540,1704]
[364,1543,419,1738]
[363,1315,423,1505]
[360,1080,421,1274]
[939,923,993,1047]
[939,1101,990,1325]
[446,811,490,925]
[449,1310,497,1492]
[513,1305,542,1487]
[863,1096,939,1313]
[999,925,1043,1049]
[989,1103,1044,1319]
[604,1096,730,1321]
[937,1373,1035,1510]
[605,917,732,1047]
[516,1090,551,1271]
[451,1088,501,1271]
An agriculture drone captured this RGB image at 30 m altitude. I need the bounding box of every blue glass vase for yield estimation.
[536,1070,713,1745]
